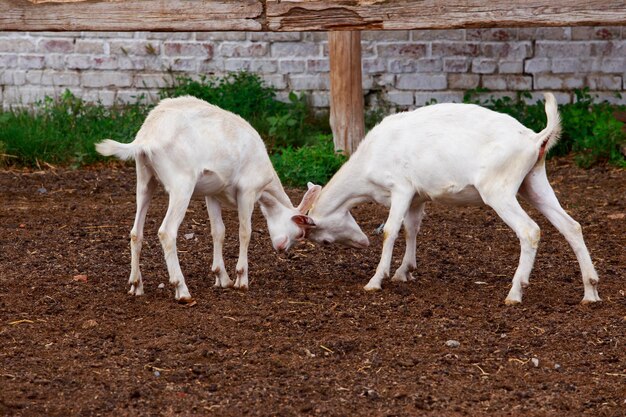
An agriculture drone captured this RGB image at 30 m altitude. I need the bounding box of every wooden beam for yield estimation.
[4,1,626,31]
[266,1,626,31]
[329,31,365,156]
[0,0,263,31]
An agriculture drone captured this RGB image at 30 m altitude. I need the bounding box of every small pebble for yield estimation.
[73,274,88,283]
[365,389,379,399]
[154,371,160,377]
[37,187,47,194]
[554,363,561,371]
[500,333,507,338]
[157,283,165,289]
[81,319,98,329]
[184,233,194,240]
[531,358,539,367]
[445,340,460,348]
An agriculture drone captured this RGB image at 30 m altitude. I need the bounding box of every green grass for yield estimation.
[0,90,148,167]
[0,73,330,169]
[462,88,626,168]
[0,75,624,185]
[270,134,347,187]
[159,72,328,151]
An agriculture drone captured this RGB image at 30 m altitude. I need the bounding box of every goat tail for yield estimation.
[534,92,562,161]
[95,139,141,161]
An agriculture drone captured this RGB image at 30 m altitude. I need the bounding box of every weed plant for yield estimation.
[271,134,347,186]
[462,88,625,167]
[0,73,624,186]
[159,72,324,150]
[0,90,148,167]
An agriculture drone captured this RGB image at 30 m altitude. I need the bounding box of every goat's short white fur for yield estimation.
[96,96,320,302]
[305,93,600,304]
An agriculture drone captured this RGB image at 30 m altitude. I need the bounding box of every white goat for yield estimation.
[96,96,320,303]
[305,93,600,305]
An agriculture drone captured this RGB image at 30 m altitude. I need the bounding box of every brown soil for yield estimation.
[1,158,625,417]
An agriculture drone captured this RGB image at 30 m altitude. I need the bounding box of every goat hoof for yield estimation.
[363,284,382,292]
[128,284,144,296]
[233,276,248,290]
[392,272,415,282]
[504,298,521,306]
[177,297,197,307]
[580,298,600,305]
[391,274,407,283]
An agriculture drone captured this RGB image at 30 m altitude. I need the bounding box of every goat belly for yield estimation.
[192,173,226,197]
[428,184,484,206]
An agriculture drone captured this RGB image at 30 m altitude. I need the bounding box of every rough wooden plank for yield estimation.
[1,0,263,31]
[5,0,626,32]
[329,31,365,155]
[266,0,626,31]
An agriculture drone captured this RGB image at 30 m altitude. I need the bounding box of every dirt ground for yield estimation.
[0,157,624,417]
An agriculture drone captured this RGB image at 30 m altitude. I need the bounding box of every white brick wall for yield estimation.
[1,27,625,109]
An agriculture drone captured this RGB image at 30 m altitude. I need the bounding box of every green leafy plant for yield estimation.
[0,72,331,167]
[0,140,11,167]
[2,77,623,171]
[463,89,547,132]
[271,134,347,187]
[364,91,392,130]
[266,92,311,149]
[0,90,148,167]
[159,72,323,150]
[572,110,626,168]
[160,72,280,123]
[463,88,626,167]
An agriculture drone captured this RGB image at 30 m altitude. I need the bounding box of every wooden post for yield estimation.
[328,31,365,155]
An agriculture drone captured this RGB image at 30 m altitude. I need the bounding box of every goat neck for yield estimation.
[311,155,371,217]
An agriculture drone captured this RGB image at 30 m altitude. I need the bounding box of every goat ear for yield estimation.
[291,215,316,228]
[297,184,322,214]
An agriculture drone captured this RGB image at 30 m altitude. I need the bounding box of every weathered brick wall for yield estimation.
[1,27,625,109]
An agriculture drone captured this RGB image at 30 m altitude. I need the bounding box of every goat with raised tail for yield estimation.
[96,96,320,304]
[304,93,600,305]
